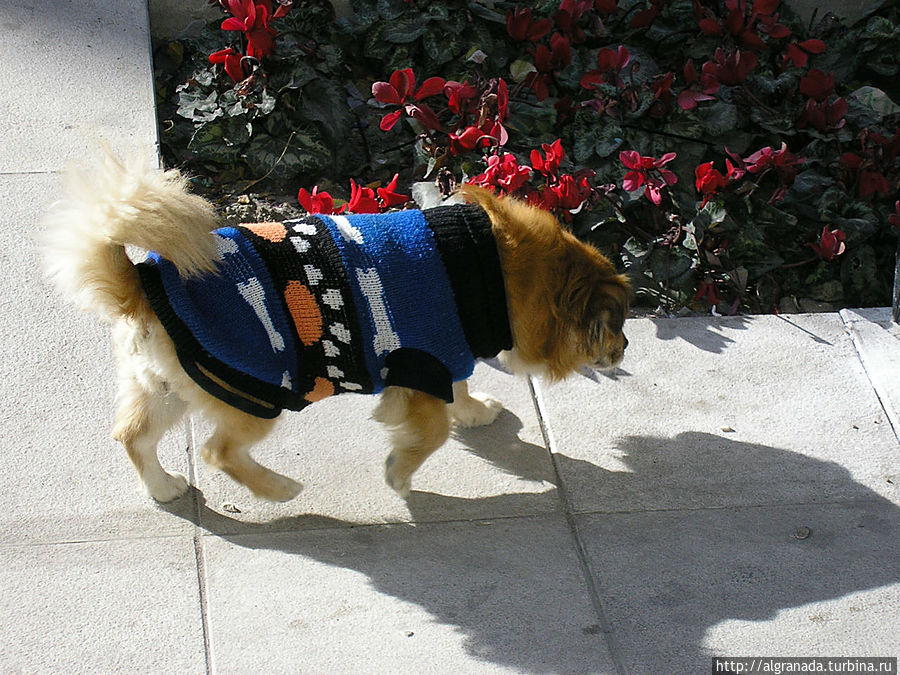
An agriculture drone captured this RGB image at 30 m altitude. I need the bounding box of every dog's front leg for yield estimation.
[374,387,450,498]
[447,380,503,428]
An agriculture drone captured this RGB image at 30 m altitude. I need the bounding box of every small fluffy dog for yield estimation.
[42,155,629,502]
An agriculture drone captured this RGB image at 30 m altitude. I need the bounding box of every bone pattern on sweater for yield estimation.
[136,204,512,418]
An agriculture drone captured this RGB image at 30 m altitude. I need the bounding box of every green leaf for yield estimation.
[510,59,537,83]
[245,130,331,181]
[619,46,659,86]
[841,244,880,305]
[376,0,407,21]
[468,1,506,24]
[696,101,739,137]
[188,122,241,164]
[338,4,379,33]
[863,15,896,39]
[176,86,222,123]
[507,100,559,146]
[363,24,392,61]
[382,14,430,43]
[298,79,354,143]
[423,29,463,67]
[646,246,695,294]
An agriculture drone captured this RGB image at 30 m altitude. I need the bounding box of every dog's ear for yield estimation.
[557,247,630,335]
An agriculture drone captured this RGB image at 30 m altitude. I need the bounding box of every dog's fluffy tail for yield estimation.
[42,152,220,322]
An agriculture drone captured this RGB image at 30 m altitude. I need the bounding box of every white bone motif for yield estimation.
[355,267,400,356]
[236,277,286,352]
[215,233,239,259]
[330,215,364,245]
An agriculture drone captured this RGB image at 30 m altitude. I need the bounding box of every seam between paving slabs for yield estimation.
[839,310,900,443]
[4,496,883,552]
[527,376,629,675]
[188,415,215,675]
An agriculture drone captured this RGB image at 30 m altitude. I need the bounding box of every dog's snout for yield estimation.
[622,336,629,350]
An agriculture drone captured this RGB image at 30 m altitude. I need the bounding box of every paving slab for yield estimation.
[0,0,158,174]
[188,361,559,534]
[1,173,195,544]
[533,314,900,514]
[200,515,618,674]
[841,307,900,439]
[0,536,206,673]
[576,500,900,674]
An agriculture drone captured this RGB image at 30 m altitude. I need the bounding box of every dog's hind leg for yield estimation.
[200,413,302,502]
[375,387,451,498]
[112,378,189,502]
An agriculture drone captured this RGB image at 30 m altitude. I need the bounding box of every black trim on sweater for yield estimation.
[424,204,513,359]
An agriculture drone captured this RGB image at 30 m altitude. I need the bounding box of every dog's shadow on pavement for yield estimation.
[165,417,900,672]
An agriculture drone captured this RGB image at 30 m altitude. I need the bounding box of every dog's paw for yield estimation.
[254,474,303,502]
[384,453,412,499]
[147,473,189,503]
[449,392,503,428]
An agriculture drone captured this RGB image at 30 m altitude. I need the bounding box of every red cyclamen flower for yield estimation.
[341,180,381,214]
[840,153,891,198]
[531,139,565,178]
[372,69,445,131]
[376,174,410,208]
[221,0,289,58]
[677,59,719,110]
[630,0,664,28]
[620,150,677,206]
[798,69,835,101]
[889,201,900,229]
[809,226,846,261]
[580,46,631,89]
[533,33,572,73]
[693,278,722,307]
[595,0,617,13]
[527,34,571,101]
[744,142,804,174]
[554,0,592,41]
[782,38,826,69]
[545,173,594,213]
[209,47,245,83]
[743,142,805,202]
[297,185,338,214]
[468,154,532,196]
[706,48,758,86]
[443,80,478,116]
[506,6,553,42]
[695,162,728,207]
[798,97,847,133]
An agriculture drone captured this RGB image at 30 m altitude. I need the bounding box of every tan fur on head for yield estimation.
[461,185,630,380]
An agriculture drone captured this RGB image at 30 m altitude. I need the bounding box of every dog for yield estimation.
[42,154,629,502]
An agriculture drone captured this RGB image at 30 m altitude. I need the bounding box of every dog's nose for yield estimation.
[623,336,629,350]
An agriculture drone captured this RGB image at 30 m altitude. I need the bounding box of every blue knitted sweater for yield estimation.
[137,204,512,418]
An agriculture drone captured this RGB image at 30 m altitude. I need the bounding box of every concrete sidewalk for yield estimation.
[1,2,898,672]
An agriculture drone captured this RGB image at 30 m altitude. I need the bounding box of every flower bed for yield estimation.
[154,0,900,314]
